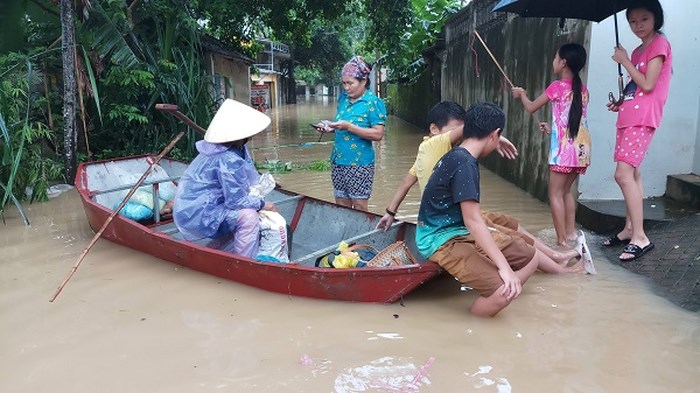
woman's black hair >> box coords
[626,0,664,31]
[558,43,587,140]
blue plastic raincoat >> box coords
[173,140,263,241]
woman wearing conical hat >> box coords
[173,99,278,257]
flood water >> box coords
[1,99,698,392]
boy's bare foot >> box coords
[552,248,579,266]
[567,261,587,274]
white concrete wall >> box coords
[695,95,700,173]
[582,0,700,200]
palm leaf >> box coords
[85,1,140,68]
[81,45,103,125]
[0,110,9,143]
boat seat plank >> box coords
[90,176,182,196]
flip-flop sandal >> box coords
[602,235,631,247]
[619,242,655,262]
[573,230,587,257]
[580,245,597,275]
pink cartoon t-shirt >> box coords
[544,79,591,168]
[617,34,673,129]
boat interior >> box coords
[84,156,426,267]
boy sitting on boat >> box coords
[173,99,280,258]
[416,102,587,318]
[377,101,587,268]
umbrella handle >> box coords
[609,12,625,105]
[608,76,625,106]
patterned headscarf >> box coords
[341,56,372,80]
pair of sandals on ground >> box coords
[602,233,654,262]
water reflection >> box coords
[1,99,698,393]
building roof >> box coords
[201,35,255,65]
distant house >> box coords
[201,35,254,106]
[251,38,293,109]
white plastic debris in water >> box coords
[375,333,403,340]
[651,204,657,208]
[335,356,432,393]
[25,184,74,199]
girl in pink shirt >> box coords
[511,43,591,250]
[604,0,672,262]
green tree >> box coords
[293,26,353,87]
[363,0,462,81]
[191,0,347,56]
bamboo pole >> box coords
[49,130,185,302]
[473,29,514,88]
[473,29,541,124]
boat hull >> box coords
[75,157,441,303]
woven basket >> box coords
[367,241,417,267]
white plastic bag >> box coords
[256,210,289,263]
[249,173,276,199]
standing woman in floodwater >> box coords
[318,56,386,211]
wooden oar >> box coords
[49,104,202,302]
[155,103,206,135]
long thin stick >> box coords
[473,30,541,124]
[49,131,186,302]
[473,30,514,88]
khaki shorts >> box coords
[482,211,519,231]
[429,215,535,297]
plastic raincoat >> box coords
[173,140,263,244]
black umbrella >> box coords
[492,0,634,103]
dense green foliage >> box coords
[0,53,63,220]
[364,0,462,81]
[293,0,463,85]
[293,26,354,87]
[0,0,464,220]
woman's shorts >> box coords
[614,125,656,168]
[331,163,374,199]
[549,164,587,175]
[429,229,536,297]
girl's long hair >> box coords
[558,43,587,139]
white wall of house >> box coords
[583,0,700,200]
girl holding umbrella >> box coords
[604,0,672,261]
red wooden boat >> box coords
[75,155,441,302]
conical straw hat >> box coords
[204,99,271,143]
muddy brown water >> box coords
[1,99,698,392]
